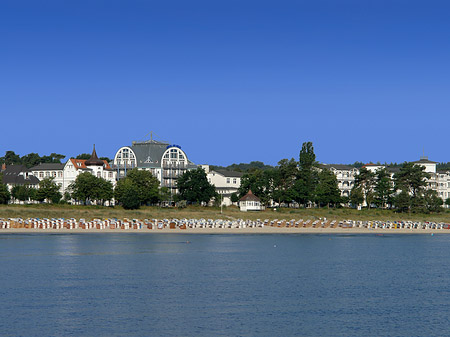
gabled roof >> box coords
[213,170,243,178]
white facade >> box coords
[203,165,242,206]
[30,163,66,192]
[320,164,358,197]
[239,190,263,211]
[62,159,116,193]
[30,156,116,196]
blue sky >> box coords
[1,0,450,166]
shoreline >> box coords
[0,227,446,234]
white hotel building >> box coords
[111,139,197,195]
[30,146,116,194]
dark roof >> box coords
[2,165,29,174]
[213,170,243,178]
[412,158,438,164]
[30,163,64,171]
[125,140,197,169]
[2,165,39,185]
[131,140,168,168]
[240,190,260,202]
[3,174,39,186]
[85,145,105,166]
[387,167,401,173]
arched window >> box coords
[114,147,137,167]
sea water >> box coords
[0,233,450,336]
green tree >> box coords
[350,186,364,208]
[70,172,113,205]
[76,153,91,160]
[353,167,376,208]
[4,151,21,165]
[125,169,160,205]
[293,142,318,206]
[230,192,239,204]
[445,197,450,208]
[118,180,141,210]
[422,189,443,213]
[315,169,341,208]
[394,190,411,213]
[21,153,42,168]
[272,158,298,206]
[238,169,274,205]
[393,162,430,212]
[36,177,61,203]
[177,168,216,204]
[159,186,170,204]
[374,168,393,208]
[0,174,10,204]
[11,185,35,203]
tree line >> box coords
[0,151,111,168]
[234,142,444,213]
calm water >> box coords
[1,233,450,336]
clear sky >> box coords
[1,0,450,166]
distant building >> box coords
[203,165,243,206]
[62,146,116,193]
[363,156,450,201]
[1,164,40,195]
[112,138,197,195]
[319,164,358,198]
[239,190,263,211]
[30,163,65,190]
[30,146,116,195]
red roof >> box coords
[70,159,111,170]
[239,190,260,202]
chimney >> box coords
[1,163,5,171]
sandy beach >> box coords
[0,227,445,234]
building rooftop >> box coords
[30,163,65,171]
[213,170,244,178]
[319,164,356,171]
[240,190,260,202]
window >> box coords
[227,178,230,183]
[233,178,237,184]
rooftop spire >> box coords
[85,144,104,166]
